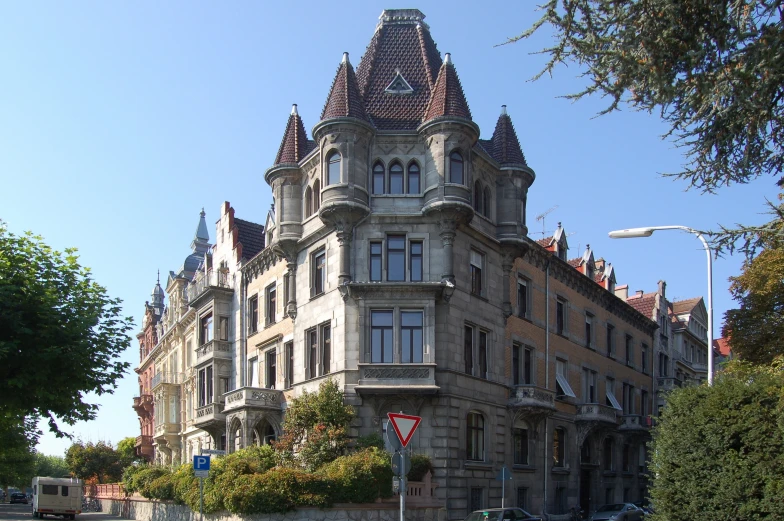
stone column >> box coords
[439,219,457,283]
[501,251,515,318]
[286,260,297,320]
[336,226,353,286]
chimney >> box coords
[615,284,629,300]
[636,289,644,297]
[658,280,667,298]
[595,257,606,272]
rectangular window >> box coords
[312,250,326,296]
[198,368,206,407]
[41,485,57,495]
[605,488,614,505]
[517,277,528,318]
[470,250,484,295]
[517,488,528,511]
[220,377,229,395]
[469,487,483,513]
[512,343,520,385]
[409,241,423,282]
[555,486,567,515]
[248,296,259,334]
[606,324,615,356]
[308,328,317,379]
[585,313,594,347]
[626,335,634,365]
[321,323,331,375]
[387,236,406,281]
[583,368,597,403]
[200,313,213,345]
[285,341,294,388]
[61,486,68,497]
[513,428,529,465]
[370,241,382,281]
[555,359,576,398]
[265,350,276,389]
[248,357,258,388]
[206,365,213,404]
[553,427,566,466]
[641,344,648,373]
[464,325,474,375]
[219,316,229,341]
[556,298,566,335]
[622,383,635,414]
[478,330,488,379]
[641,390,648,417]
[523,346,532,385]
[606,377,623,410]
[371,311,394,363]
[266,284,276,325]
[467,413,484,461]
[401,311,423,363]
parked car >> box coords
[10,492,28,504]
[464,507,543,521]
[632,501,654,516]
[590,503,644,521]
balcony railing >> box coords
[508,385,556,412]
[223,387,283,412]
[135,435,152,448]
[194,400,226,427]
[188,269,233,305]
[356,363,438,394]
[619,414,651,431]
[154,422,179,438]
[132,394,153,414]
[151,372,183,389]
[657,377,683,391]
[196,339,232,360]
[575,403,618,424]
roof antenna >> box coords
[535,205,559,238]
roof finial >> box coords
[501,105,507,115]
[200,207,205,218]
[342,52,349,64]
[557,221,562,229]
[291,103,298,115]
[157,269,160,284]
[444,52,452,65]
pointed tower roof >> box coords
[195,208,209,243]
[422,53,472,123]
[274,104,313,165]
[491,105,527,166]
[320,52,370,123]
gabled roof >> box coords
[234,218,265,261]
[355,9,442,130]
[422,53,472,123]
[672,297,702,315]
[275,104,314,165]
[567,257,581,268]
[321,52,370,123]
[626,293,657,320]
[714,337,732,357]
[536,236,554,247]
[490,106,527,166]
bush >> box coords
[223,468,331,515]
[122,465,171,497]
[355,433,385,451]
[170,464,197,506]
[408,454,433,481]
[146,474,174,500]
[318,448,393,503]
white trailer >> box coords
[31,477,83,519]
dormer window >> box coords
[326,151,341,185]
[384,71,414,95]
[449,151,464,184]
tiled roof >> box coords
[713,338,732,356]
[490,109,527,165]
[423,54,472,123]
[536,236,553,247]
[355,10,443,130]
[672,297,702,315]
[626,293,656,319]
[321,53,370,123]
[567,257,581,268]
[234,218,265,261]
[274,106,310,165]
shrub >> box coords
[122,465,170,498]
[146,474,174,500]
[355,433,385,451]
[318,448,393,503]
[223,468,331,515]
[408,454,433,481]
[170,464,197,506]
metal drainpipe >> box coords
[543,259,551,518]
[240,272,246,388]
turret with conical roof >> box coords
[151,270,165,316]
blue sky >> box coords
[1,2,773,457]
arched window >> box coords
[304,186,313,218]
[407,162,420,194]
[553,427,566,466]
[466,412,485,461]
[449,151,464,184]
[372,161,385,195]
[389,162,404,194]
[326,151,341,185]
[473,181,482,213]
[483,187,492,218]
[313,180,321,211]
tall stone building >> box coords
[133,9,657,519]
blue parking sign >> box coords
[194,455,210,477]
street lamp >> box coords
[608,226,714,385]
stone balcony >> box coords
[223,387,283,413]
[153,422,179,439]
[132,394,153,414]
[657,377,683,392]
[508,385,556,414]
[134,435,154,461]
[619,414,651,432]
[194,400,226,430]
[355,363,439,395]
[195,339,232,366]
[189,269,233,309]
[574,403,618,425]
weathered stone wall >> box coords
[100,497,446,521]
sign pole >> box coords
[501,469,505,509]
[199,477,203,521]
[399,451,405,521]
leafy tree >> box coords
[649,359,784,520]
[511,1,784,254]
[0,415,37,490]
[65,441,123,484]
[34,453,71,478]
[274,379,355,471]
[116,436,143,468]
[0,222,133,437]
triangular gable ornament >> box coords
[385,70,414,95]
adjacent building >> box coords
[133,9,661,518]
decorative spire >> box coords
[320,52,370,122]
[151,271,165,315]
[490,105,527,166]
[422,53,472,122]
[274,103,310,165]
[192,208,210,255]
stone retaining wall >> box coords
[99,497,446,521]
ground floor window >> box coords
[469,487,483,513]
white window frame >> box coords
[606,377,623,410]
[555,359,576,398]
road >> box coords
[0,504,120,521]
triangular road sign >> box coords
[387,412,422,448]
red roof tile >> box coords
[713,337,732,356]
[567,257,581,268]
[490,108,527,165]
[536,236,553,247]
[274,106,310,165]
[423,54,472,123]
[672,297,702,315]
[321,53,370,123]
[626,294,656,320]
[355,10,443,130]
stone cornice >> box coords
[241,247,279,284]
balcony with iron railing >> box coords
[151,372,183,389]
[188,269,233,308]
[575,403,618,425]
[508,385,556,413]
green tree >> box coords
[649,359,784,520]
[511,1,784,254]
[116,436,143,468]
[0,222,133,437]
[274,379,355,471]
[65,441,123,484]
[34,453,71,478]
[0,415,37,490]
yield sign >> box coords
[387,412,422,448]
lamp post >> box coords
[608,226,714,385]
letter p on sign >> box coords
[194,455,211,477]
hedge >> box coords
[317,447,393,503]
